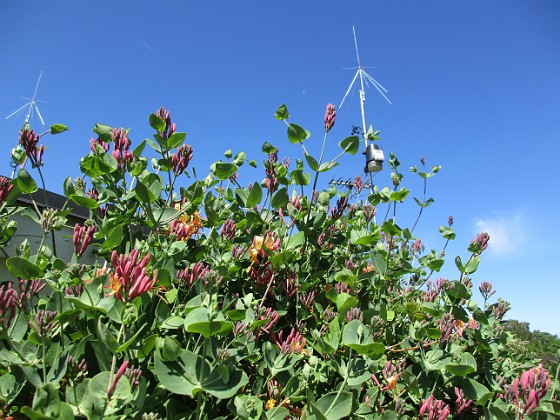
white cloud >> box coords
[474,210,526,257]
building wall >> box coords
[0,213,98,283]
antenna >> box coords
[5,71,45,127]
[339,27,390,147]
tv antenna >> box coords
[340,27,390,174]
[5,71,46,127]
[339,27,390,144]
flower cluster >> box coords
[108,250,157,301]
[73,223,95,258]
[419,395,451,420]
[169,211,202,241]
[111,128,134,170]
[324,103,336,132]
[171,144,193,176]
[272,328,308,355]
[19,127,44,167]
[176,261,209,288]
[0,176,13,205]
[156,107,176,140]
[503,364,552,416]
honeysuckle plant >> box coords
[0,104,558,420]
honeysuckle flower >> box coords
[90,137,109,153]
[362,203,376,222]
[156,107,176,140]
[272,328,308,355]
[330,196,348,220]
[169,211,202,241]
[29,310,59,337]
[265,397,276,410]
[454,387,473,415]
[111,128,134,170]
[73,223,95,258]
[0,283,17,327]
[300,291,315,311]
[125,364,143,391]
[108,250,157,302]
[176,262,209,287]
[0,176,13,205]
[453,317,479,337]
[471,231,490,253]
[419,395,451,420]
[503,364,552,416]
[18,279,46,305]
[479,281,495,300]
[171,144,193,176]
[107,360,129,398]
[423,278,445,302]
[220,218,236,240]
[249,231,280,265]
[264,150,279,193]
[324,103,336,132]
[492,298,511,320]
[19,127,44,167]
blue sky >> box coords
[2,1,559,334]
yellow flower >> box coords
[265,397,276,410]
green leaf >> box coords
[318,161,339,173]
[16,169,38,194]
[317,191,330,206]
[335,293,358,314]
[246,183,263,208]
[287,123,309,144]
[464,255,481,274]
[290,169,310,186]
[184,307,233,338]
[153,349,248,398]
[285,231,305,250]
[390,188,410,202]
[232,151,246,166]
[338,136,360,155]
[266,406,290,420]
[101,225,123,250]
[274,104,290,120]
[305,154,319,171]
[211,162,238,180]
[146,137,162,153]
[234,395,264,420]
[149,113,166,132]
[342,320,385,356]
[312,391,353,419]
[262,142,276,154]
[68,194,99,209]
[370,252,387,277]
[0,371,26,405]
[93,124,113,142]
[271,187,288,210]
[6,257,45,279]
[49,124,68,135]
[381,220,402,237]
[456,377,493,405]
[445,352,477,376]
[135,173,162,204]
[167,132,186,149]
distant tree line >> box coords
[504,320,560,374]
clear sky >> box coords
[2,1,559,334]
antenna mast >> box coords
[339,27,391,148]
[5,71,46,127]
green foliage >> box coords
[0,105,557,420]
[504,320,560,374]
